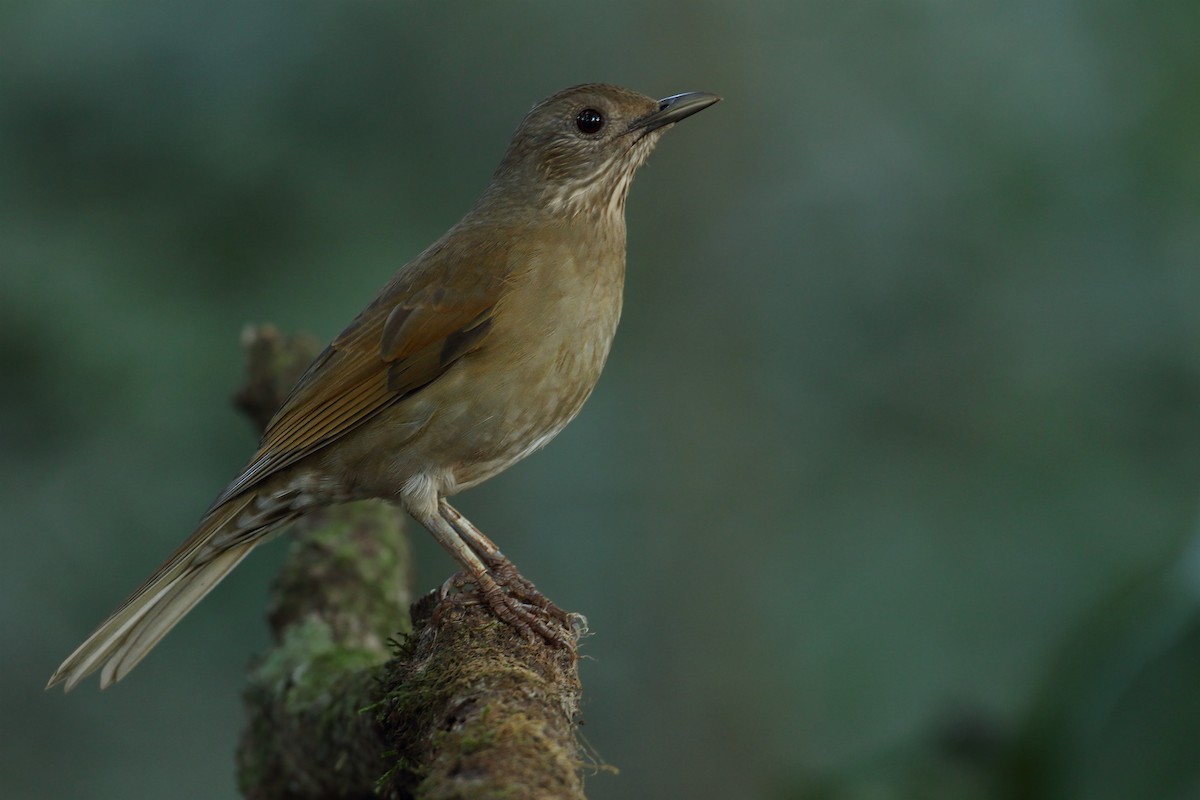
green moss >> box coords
[273,623,379,710]
[374,604,584,799]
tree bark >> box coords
[232,324,586,800]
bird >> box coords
[48,83,719,691]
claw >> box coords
[433,569,576,648]
[479,554,573,627]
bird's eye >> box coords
[575,108,605,134]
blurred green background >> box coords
[4,1,1199,799]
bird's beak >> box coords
[629,91,721,134]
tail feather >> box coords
[48,494,264,691]
[98,542,255,688]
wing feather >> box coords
[210,227,510,509]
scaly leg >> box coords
[412,503,572,646]
[439,499,572,626]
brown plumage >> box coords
[49,83,719,690]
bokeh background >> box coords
[4,2,1199,798]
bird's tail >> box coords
[47,492,276,691]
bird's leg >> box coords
[438,499,572,626]
[414,506,572,646]
[438,500,536,590]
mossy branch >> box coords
[232,324,586,800]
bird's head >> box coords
[489,84,719,218]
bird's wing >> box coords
[210,232,508,508]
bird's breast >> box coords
[407,232,626,495]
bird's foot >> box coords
[436,570,578,648]
[479,553,574,627]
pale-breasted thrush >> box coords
[49,83,719,690]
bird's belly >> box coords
[448,411,577,492]
[434,332,611,492]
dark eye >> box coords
[575,108,605,134]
